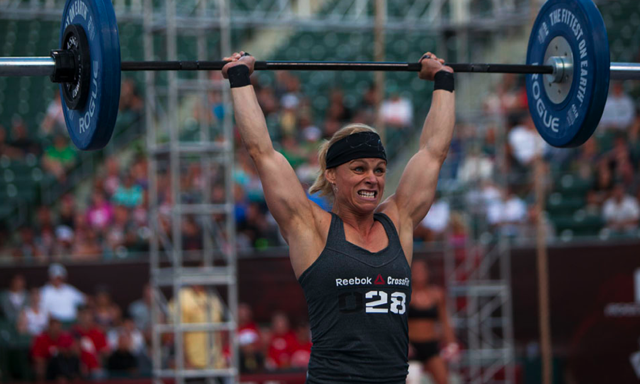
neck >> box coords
[332,204,376,235]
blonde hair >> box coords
[308,123,379,199]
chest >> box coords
[342,221,389,253]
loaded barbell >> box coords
[0,0,639,150]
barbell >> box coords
[0,0,639,150]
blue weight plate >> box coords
[60,0,121,150]
[526,0,610,148]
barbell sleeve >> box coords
[1,57,639,79]
[0,57,55,77]
[610,63,640,80]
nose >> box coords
[365,170,378,184]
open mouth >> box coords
[357,190,377,199]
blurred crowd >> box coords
[0,265,312,381]
[1,69,640,262]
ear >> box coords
[324,168,337,185]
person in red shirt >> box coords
[70,307,110,378]
[237,303,264,372]
[290,322,312,369]
[266,312,298,370]
[31,318,75,381]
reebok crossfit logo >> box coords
[335,274,410,287]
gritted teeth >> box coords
[358,190,377,198]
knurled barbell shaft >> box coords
[1,57,640,79]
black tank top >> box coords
[298,212,412,384]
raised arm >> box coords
[222,53,315,242]
[386,52,456,229]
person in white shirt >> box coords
[380,90,414,130]
[457,145,494,185]
[40,263,86,322]
[508,114,548,167]
[487,188,527,237]
[415,197,450,242]
[600,82,636,131]
[18,288,49,336]
[602,184,640,233]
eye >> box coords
[354,166,364,172]
[375,168,385,175]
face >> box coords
[327,158,386,213]
[272,313,290,334]
[11,275,25,291]
[238,304,252,324]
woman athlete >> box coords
[222,51,455,383]
[407,259,458,384]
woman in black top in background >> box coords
[408,259,458,384]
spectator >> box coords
[487,188,528,238]
[602,135,635,188]
[94,289,122,328]
[15,226,44,261]
[53,225,75,258]
[31,318,75,381]
[105,205,137,255]
[266,312,298,370]
[112,174,144,208]
[326,88,353,123]
[58,194,77,229]
[71,307,110,379]
[35,206,57,256]
[0,274,29,324]
[600,82,636,131]
[457,144,494,184]
[86,191,114,233]
[602,184,640,234]
[119,78,144,114]
[103,156,121,197]
[0,124,21,159]
[107,333,138,376]
[128,284,152,336]
[40,92,66,137]
[483,74,528,117]
[107,317,145,356]
[71,228,102,260]
[168,285,225,369]
[45,335,82,382]
[237,303,264,373]
[40,263,86,322]
[9,117,39,157]
[592,160,615,204]
[508,113,547,168]
[290,322,312,369]
[42,135,77,182]
[181,216,203,251]
[380,89,413,130]
[414,196,450,243]
[17,288,49,336]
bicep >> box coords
[253,151,314,237]
[391,150,443,228]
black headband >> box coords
[325,131,387,169]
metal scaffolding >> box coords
[145,0,236,382]
[443,114,516,384]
